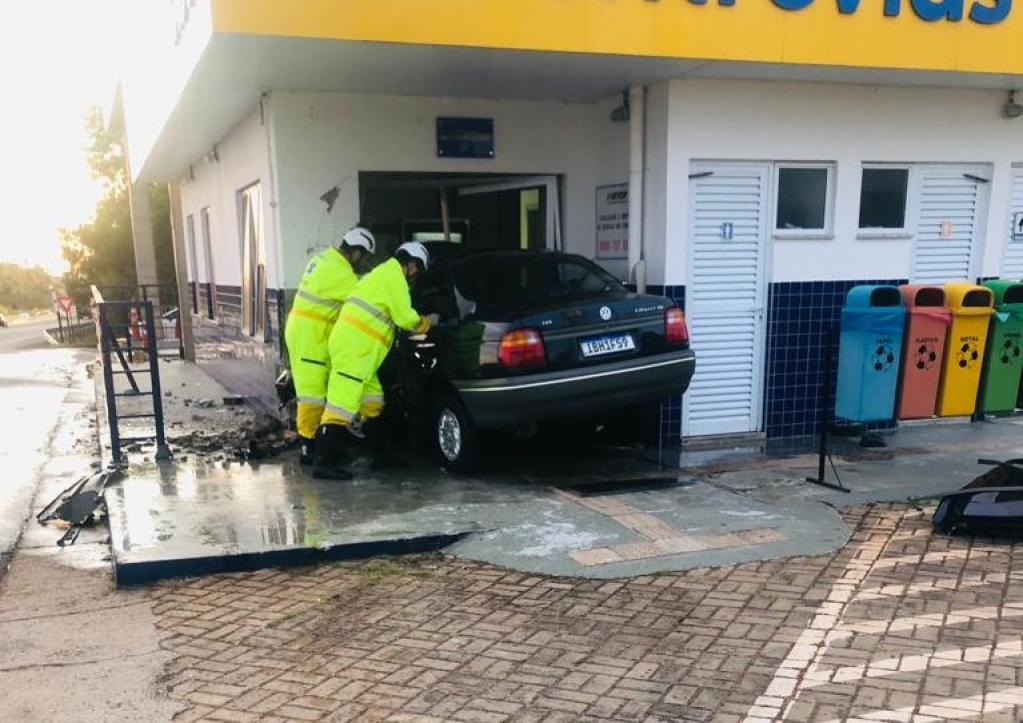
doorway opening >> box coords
[358,173,562,259]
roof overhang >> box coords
[131,33,1023,184]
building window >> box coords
[859,167,910,231]
[200,206,216,320]
[239,183,266,338]
[185,214,199,315]
[774,164,834,237]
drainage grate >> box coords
[561,476,693,497]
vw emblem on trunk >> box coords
[599,306,612,321]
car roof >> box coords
[426,244,586,271]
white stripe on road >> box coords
[802,638,1023,689]
[817,686,1023,722]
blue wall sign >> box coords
[437,118,495,159]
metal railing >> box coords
[92,286,171,464]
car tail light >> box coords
[499,329,547,368]
[665,307,689,345]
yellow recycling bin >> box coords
[936,282,994,417]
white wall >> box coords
[269,91,630,286]
[178,105,279,290]
[664,79,1023,285]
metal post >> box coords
[142,301,172,461]
[99,304,123,465]
[806,326,849,493]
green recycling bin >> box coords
[980,280,1023,413]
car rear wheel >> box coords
[434,394,479,472]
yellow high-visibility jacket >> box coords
[285,248,358,367]
[327,258,427,383]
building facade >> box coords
[120,0,1023,444]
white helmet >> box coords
[341,226,375,253]
[396,241,429,271]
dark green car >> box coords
[398,249,696,471]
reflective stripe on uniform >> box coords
[296,289,343,310]
[337,314,391,348]
[347,297,395,330]
[324,401,357,422]
[289,307,334,325]
[297,394,326,404]
[361,394,384,405]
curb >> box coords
[112,532,471,587]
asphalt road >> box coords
[0,319,84,575]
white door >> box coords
[911,165,990,283]
[1002,166,1023,278]
[683,163,770,437]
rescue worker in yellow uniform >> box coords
[314,242,434,480]
[284,226,375,465]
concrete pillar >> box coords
[126,175,160,289]
[168,183,196,362]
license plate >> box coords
[580,333,636,358]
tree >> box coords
[0,263,53,312]
[59,106,176,309]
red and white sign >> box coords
[56,295,74,314]
[596,184,629,260]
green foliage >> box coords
[59,106,177,308]
[0,263,53,312]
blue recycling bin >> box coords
[835,285,906,422]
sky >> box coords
[0,1,126,275]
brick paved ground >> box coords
[151,503,1023,722]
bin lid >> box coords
[983,279,1023,309]
[899,283,945,309]
[943,281,994,314]
[845,285,902,310]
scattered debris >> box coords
[37,467,125,547]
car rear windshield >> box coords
[449,255,625,312]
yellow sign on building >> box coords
[211,0,1023,75]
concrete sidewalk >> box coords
[98,358,1023,587]
[5,355,1023,723]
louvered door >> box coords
[1003,166,1023,278]
[683,164,770,437]
[912,166,989,283]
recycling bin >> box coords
[896,285,951,419]
[979,280,1023,413]
[936,282,994,417]
[835,285,905,423]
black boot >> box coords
[367,417,407,471]
[312,424,352,480]
[298,435,316,466]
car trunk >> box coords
[503,293,678,372]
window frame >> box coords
[200,206,217,320]
[772,162,836,240]
[238,182,266,339]
[185,213,199,315]
[856,164,914,239]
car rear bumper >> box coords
[455,349,696,429]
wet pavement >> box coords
[99,358,1023,588]
[0,342,91,577]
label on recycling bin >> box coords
[868,337,898,373]
[952,335,982,369]
[909,336,941,371]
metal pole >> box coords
[806,326,849,493]
[142,300,172,461]
[99,304,123,465]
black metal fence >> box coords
[92,286,171,465]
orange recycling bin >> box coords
[936,282,994,417]
[896,285,951,419]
